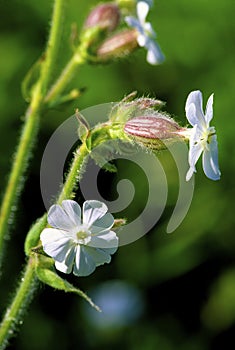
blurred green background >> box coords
[0,0,235,349]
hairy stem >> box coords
[0,258,38,350]
[0,98,40,268]
[40,0,67,96]
[0,0,67,269]
[45,51,85,104]
[57,142,89,203]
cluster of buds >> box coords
[82,1,164,64]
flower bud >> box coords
[124,114,185,150]
[97,29,138,60]
[84,3,120,32]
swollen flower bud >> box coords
[97,29,138,60]
[84,3,120,32]
[124,114,185,150]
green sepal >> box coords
[35,254,101,312]
[109,93,166,123]
[24,214,47,256]
[21,55,44,102]
[89,140,118,173]
[76,110,90,143]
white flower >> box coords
[125,1,164,65]
[185,90,221,181]
[40,200,118,277]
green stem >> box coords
[0,103,40,267]
[45,50,85,104]
[40,0,66,96]
[0,0,67,269]
[0,258,38,350]
[44,26,103,105]
[57,142,89,203]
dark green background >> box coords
[0,0,235,349]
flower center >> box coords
[76,229,91,245]
[200,127,215,149]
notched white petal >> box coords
[55,260,73,274]
[83,246,112,266]
[55,244,76,274]
[90,212,114,234]
[61,200,81,227]
[83,200,108,227]
[41,233,74,263]
[89,230,118,249]
[73,245,96,277]
[48,204,75,231]
[185,90,205,126]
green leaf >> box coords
[21,55,44,102]
[24,214,47,256]
[35,254,101,312]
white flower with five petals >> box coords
[185,90,221,181]
[125,1,164,65]
[40,200,118,277]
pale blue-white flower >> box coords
[125,1,164,65]
[185,90,221,181]
[40,200,118,277]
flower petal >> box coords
[55,245,76,274]
[137,33,148,47]
[125,16,142,32]
[144,22,156,38]
[83,200,108,227]
[61,200,81,227]
[186,126,203,181]
[137,1,150,25]
[146,40,165,65]
[186,167,195,182]
[185,90,206,127]
[90,212,114,234]
[89,230,118,249]
[202,135,221,180]
[188,141,203,169]
[47,204,75,231]
[73,245,96,277]
[205,93,214,125]
[83,246,112,266]
[40,228,75,262]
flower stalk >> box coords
[0,258,38,350]
[0,0,67,269]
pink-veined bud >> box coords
[97,29,138,60]
[84,3,120,32]
[124,114,186,150]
